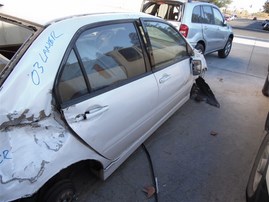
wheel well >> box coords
[196,40,206,50]
[38,160,102,199]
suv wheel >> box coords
[195,43,205,54]
[218,38,232,58]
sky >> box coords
[228,0,266,12]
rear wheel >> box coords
[218,37,232,58]
[246,133,269,202]
[195,43,205,54]
[39,179,76,202]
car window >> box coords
[0,21,33,60]
[58,50,88,102]
[144,21,188,69]
[57,22,146,103]
[212,7,224,26]
[143,3,182,21]
[192,5,202,23]
[0,54,9,73]
[202,6,214,24]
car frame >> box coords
[0,1,207,201]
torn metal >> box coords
[191,76,220,108]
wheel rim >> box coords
[56,189,74,202]
[252,141,269,192]
[224,40,232,55]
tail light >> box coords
[179,24,189,38]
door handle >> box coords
[75,105,109,121]
[159,73,171,84]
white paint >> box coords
[233,36,269,48]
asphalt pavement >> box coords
[73,20,269,202]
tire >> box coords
[246,133,269,202]
[195,43,205,54]
[218,37,232,58]
[39,179,76,202]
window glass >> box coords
[213,8,224,26]
[202,6,214,24]
[144,21,188,69]
[144,3,182,21]
[76,23,146,91]
[192,6,202,23]
[58,50,88,102]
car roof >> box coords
[0,0,143,27]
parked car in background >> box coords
[262,19,269,26]
[246,113,269,202]
[263,22,269,31]
[225,14,237,21]
[141,0,234,58]
[246,64,269,202]
[0,0,207,201]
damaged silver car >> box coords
[0,1,207,201]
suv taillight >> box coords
[179,24,189,38]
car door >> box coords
[55,22,159,160]
[201,5,223,52]
[211,6,229,50]
[141,19,192,118]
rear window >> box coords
[0,21,32,60]
[0,20,34,74]
[142,2,183,21]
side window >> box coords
[192,6,202,23]
[76,23,146,91]
[202,6,214,24]
[213,7,224,26]
[144,21,188,69]
[58,50,88,102]
[57,22,147,103]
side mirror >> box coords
[192,59,202,75]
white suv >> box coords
[142,0,234,58]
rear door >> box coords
[55,22,158,160]
[141,19,193,119]
[201,5,222,52]
[211,6,229,50]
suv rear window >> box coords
[143,2,183,21]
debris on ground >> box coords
[191,76,220,108]
[210,131,218,136]
[143,186,156,198]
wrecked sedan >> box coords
[0,1,207,201]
